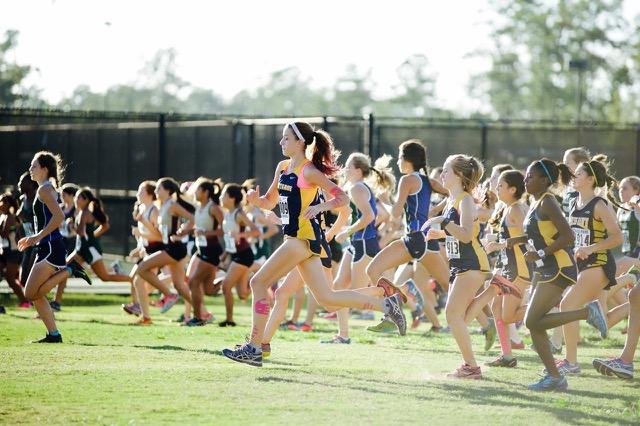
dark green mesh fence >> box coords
[1,109,637,255]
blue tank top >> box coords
[352,182,378,240]
[404,173,432,233]
[33,182,62,243]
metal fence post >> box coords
[367,113,375,158]
[480,121,488,163]
[249,123,255,179]
[158,113,166,178]
[124,128,132,256]
[232,121,240,181]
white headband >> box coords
[288,122,305,142]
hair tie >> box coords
[586,162,599,186]
[538,160,553,183]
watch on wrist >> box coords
[536,249,546,259]
[441,218,450,228]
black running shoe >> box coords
[68,260,92,285]
[33,333,63,343]
[49,301,61,312]
[0,306,5,314]
[384,293,407,336]
[184,318,206,327]
[222,343,262,367]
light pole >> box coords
[569,59,588,144]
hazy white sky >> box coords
[4,0,640,113]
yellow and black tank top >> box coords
[277,160,322,253]
[443,192,489,272]
[497,203,530,282]
[523,192,576,283]
[568,196,613,269]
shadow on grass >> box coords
[255,375,433,400]
[288,369,637,424]
[73,342,220,356]
[434,380,638,425]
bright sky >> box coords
[4,1,640,114]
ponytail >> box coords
[223,183,245,208]
[203,179,222,205]
[287,122,341,178]
[78,187,108,224]
[310,130,340,177]
[534,158,574,187]
[582,156,623,209]
[348,152,396,196]
[446,154,484,193]
[488,204,506,229]
[158,177,195,213]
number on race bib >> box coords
[622,230,631,253]
[196,234,207,248]
[160,225,169,245]
[23,223,34,237]
[224,234,237,253]
[445,236,461,259]
[279,196,290,225]
[573,228,590,249]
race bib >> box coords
[196,233,207,247]
[23,223,34,237]
[279,196,290,225]
[1,238,9,248]
[59,222,69,238]
[160,224,169,245]
[224,234,237,253]
[622,229,631,253]
[445,236,460,259]
[573,228,590,249]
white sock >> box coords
[509,323,522,343]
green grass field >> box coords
[1,291,639,425]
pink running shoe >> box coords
[18,301,32,309]
[299,323,313,332]
[321,312,338,320]
[160,294,179,314]
[490,274,522,298]
[447,364,482,379]
[376,278,407,303]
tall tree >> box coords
[331,65,375,116]
[470,0,632,121]
[228,67,327,115]
[0,30,43,107]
